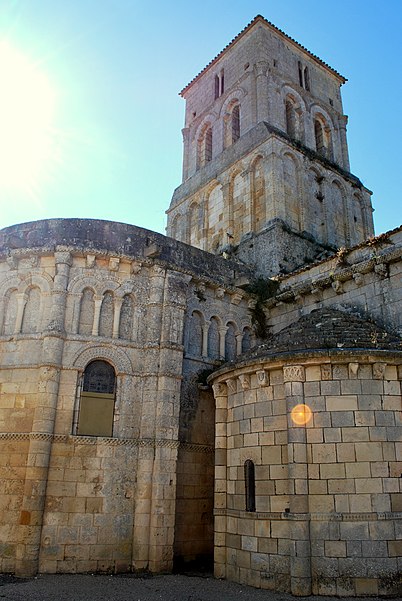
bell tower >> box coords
[167,15,374,276]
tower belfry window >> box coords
[304,67,310,91]
[298,61,303,87]
[197,125,213,168]
[205,127,212,162]
[231,105,240,143]
[298,61,311,91]
[215,75,220,100]
[214,69,224,99]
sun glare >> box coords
[290,403,312,426]
[0,42,56,195]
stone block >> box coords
[355,578,378,596]
[324,540,346,558]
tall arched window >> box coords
[252,157,266,232]
[21,286,41,334]
[77,360,116,437]
[225,322,237,361]
[3,289,18,335]
[78,288,95,335]
[314,116,332,160]
[119,294,134,340]
[285,99,296,139]
[231,105,240,143]
[244,460,256,512]
[304,67,310,91]
[188,311,203,356]
[189,202,202,246]
[198,125,213,168]
[207,317,220,359]
[204,127,212,163]
[99,291,114,338]
[241,327,252,353]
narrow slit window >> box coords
[298,61,303,87]
[244,459,256,512]
[304,67,310,91]
[232,105,240,143]
[205,127,212,163]
[214,74,220,100]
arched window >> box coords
[244,460,256,512]
[204,127,212,163]
[197,125,213,168]
[171,213,185,241]
[99,291,114,338]
[3,289,18,335]
[225,322,237,361]
[252,157,266,232]
[77,360,116,437]
[189,203,202,246]
[314,116,332,160]
[207,317,220,359]
[241,327,252,353]
[231,105,240,143]
[304,67,310,91]
[78,288,95,335]
[21,286,41,334]
[188,311,203,356]
[214,74,220,100]
[119,294,134,340]
[298,61,303,87]
[214,69,224,98]
[285,100,296,139]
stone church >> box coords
[0,15,401,597]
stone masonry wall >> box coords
[212,354,402,597]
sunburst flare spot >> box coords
[0,42,56,193]
[290,403,312,426]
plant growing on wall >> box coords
[245,277,279,339]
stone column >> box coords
[212,381,228,579]
[235,333,243,356]
[133,265,166,571]
[202,321,210,358]
[148,271,189,572]
[15,251,72,577]
[255,61,269,123]
[70,293,82,334]
[218,326,227,360]
[112,297,124,338]
[14,293,27,334]
[181,127,190,181]
[133,267,188,573]
[338,116,350,172]
[221,180,232,240]
[92,296,103,336]
[283,364,311,596]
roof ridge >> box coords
[180,15,346,96]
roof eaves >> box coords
[179,14,346,97]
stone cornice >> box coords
[0,432,213,454]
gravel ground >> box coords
[0,573,382,601]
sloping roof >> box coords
[180,15,346,96]
[243,308,402,360]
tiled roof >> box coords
[180,15,346,96]
[242,308,402,360]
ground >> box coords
[0,573,385,601]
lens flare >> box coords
[0,42,56,195]
[290,403,312,426]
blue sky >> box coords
[0,0,401,236]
